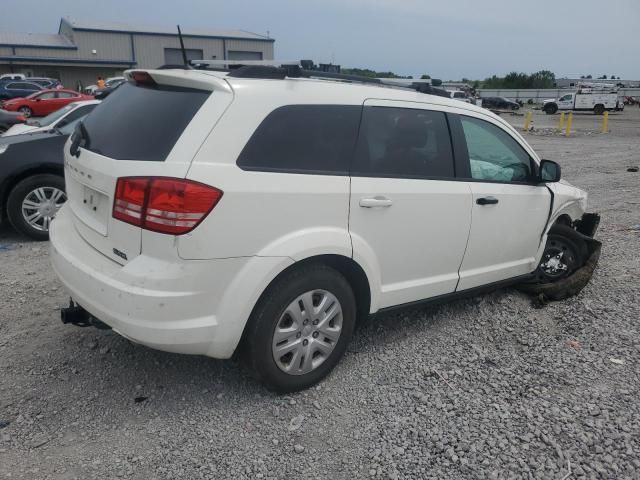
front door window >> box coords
[460,116,533,182]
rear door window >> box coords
[237,105,361,175]
[80,82,210,161]
[351,106,454,179]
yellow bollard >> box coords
[565,112,573,136]
[523,111,532,131]
[601,111,609,133]
[559,112,565,130]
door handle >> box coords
[476,196,499,205]
[359,196,393,208]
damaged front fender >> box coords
[519,213,601,302]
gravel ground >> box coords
[1,108,639,480]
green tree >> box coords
[420,74,431,79]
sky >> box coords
[5,0,640,80]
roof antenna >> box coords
[177,25,189,68]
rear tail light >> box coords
[113,177,223,235]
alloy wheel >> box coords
[21,186,66,232]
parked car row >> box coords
[0,77,62,101]
[0,89,94,117]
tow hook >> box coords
[60,299,111,330]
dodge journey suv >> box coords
[50,66,598,392]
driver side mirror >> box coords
[35,98,42,102]
[539,160,561,182]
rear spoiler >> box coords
[123,69,232,93]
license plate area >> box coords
[77,185,109,236]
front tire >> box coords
[544,103,558,114]
[533,225,588,283]
[244,264,356,392]
[6,174,66,240]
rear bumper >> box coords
[50,206,291,358]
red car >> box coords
[1,89,94,118]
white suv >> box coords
[50,67,598,392]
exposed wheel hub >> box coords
[540,250,568,275]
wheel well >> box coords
[554,214,572,227]
[272,255,371,320]
[234,254,372,358]
[1,166,64,221]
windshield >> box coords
[36,103,78,127]
[59,115,87,135]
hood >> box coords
[542,98,556,104]
[0,129,60,146]
[1,98,21,106]
[2,123,38,137]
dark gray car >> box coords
[0,109,26,134]
[0,119,80,239]
[481,96,520,110]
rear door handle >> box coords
[476,196,499,205]
[359,196,393,208]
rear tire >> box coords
[593,104,605,115]
[6,174,66,241]
[244,264,356,392]
[17,106,32,117]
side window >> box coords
[58,92,75,98]
[12,82,36,90]
[237,105,361,174]
[352,106,454,179]
[460,116,533,182]
[37,92,57,100]
[6,83,19,89]
[560,94,572,101]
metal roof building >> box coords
[0,17,275,89]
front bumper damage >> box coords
[519,213,601,302]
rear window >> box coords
[351,107,454,179]
[81,82,210,161]
[237,105,361,175]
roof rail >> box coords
[189,59,450,96]
[191,59,300,68]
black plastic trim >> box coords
[445,113,471,179]
[374,272,534,317]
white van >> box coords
[50,66,598,391]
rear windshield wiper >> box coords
[70,121,90,157]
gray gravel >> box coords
[1,108,639,479]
